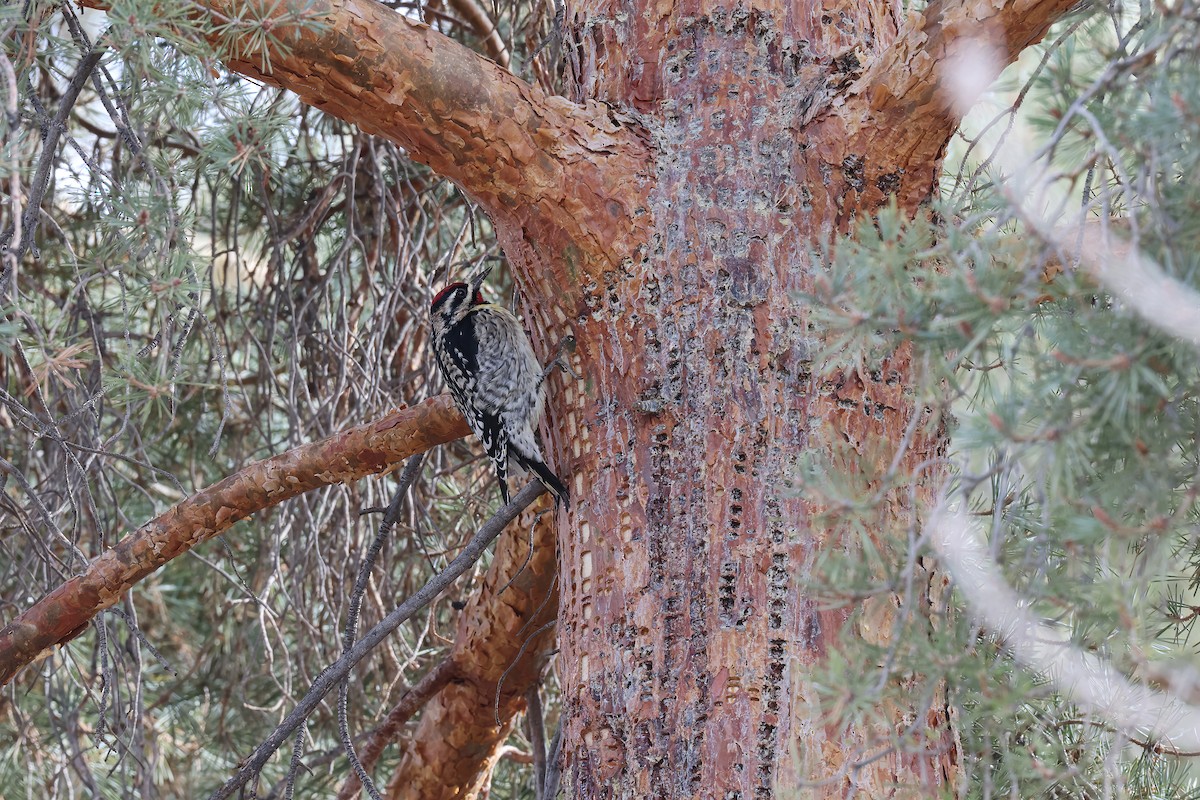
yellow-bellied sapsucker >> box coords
[430,265,570,509]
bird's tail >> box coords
[514,451,571,509]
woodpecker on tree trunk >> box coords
[429,265,570,509]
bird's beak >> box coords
[469,264,493,295]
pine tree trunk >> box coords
[514,1,1072,795]
[536,4,947,795]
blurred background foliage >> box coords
[3,0,1200,797]
[804,4,1200,798]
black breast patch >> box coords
[441,315,479,377]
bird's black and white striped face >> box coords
[430,281,484,338]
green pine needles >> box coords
[803,5,1200,797]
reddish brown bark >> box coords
[814,0,1080,219]
[203,0,651,305]
[381,497,559,798]
[337,658,459,800]
[445,0,510,68]
[0,396,467,686]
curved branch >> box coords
[204,0,649,288]
[931,499,1200,753]
[0,395,468,687]
[860,0,1079,127]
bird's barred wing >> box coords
[462,305,541,415]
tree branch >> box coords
[194,0,649,288]
[814,0,1079,215]
[445,0,510,69]
[0,47,103,272]
[0,395,468,687]
[860,0,1080,126]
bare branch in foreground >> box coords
[930,498,1200,752]
[939,41,1200,348]
[207,480,548,800]
[1058,222,1200,347]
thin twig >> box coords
[498,503,550,596]
[0,45,22,288]
[283,720,309,800]
[0,48,103,273]
[538,333,579,385]
[543,724,563,800]
[335,658,458,800]
[338,453,425,800]
[494,619,556,726]
[206,480,546,800]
